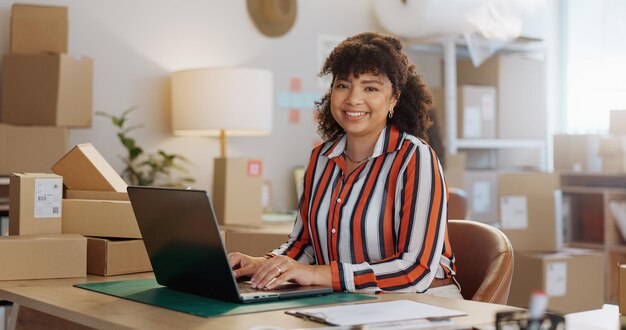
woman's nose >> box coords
[346,89,363,105]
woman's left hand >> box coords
[251,255,331,290]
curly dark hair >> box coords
[315,32,433,141]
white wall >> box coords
[0,0,382,211]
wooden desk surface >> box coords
[0,273,518,329]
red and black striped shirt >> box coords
[273,125,455,293]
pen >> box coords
[527,290,548,330]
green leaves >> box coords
[96,108,195,187]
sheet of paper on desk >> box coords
[286,299,466,326]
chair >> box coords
[447,187,468,220]
[448,219,514,304]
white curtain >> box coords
[566,0,626,133]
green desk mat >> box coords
[75,278,376,318]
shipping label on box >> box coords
[52,143,128,192]
[545,261,567,297]
[9,173,63,236]
[498,172,561,252]
[500,195,528,229]
[0,234,86,280]
[10,4,68,54]
[0,124,68,175]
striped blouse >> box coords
[272,125,456,293]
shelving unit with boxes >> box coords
[408,37,549,225]
[560,172,626,304]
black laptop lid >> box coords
[127,186,240,302]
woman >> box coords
[229,32,460,298]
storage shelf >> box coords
[407,36,546,58]
[456,139,546,149]
[566,242,605,251]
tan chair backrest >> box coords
[448,187,467,220]
[448,219,514,304]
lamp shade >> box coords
[171,68,273,137]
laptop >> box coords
[127,186,332,303]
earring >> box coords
[388,109,394,119]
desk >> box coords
[0,272,518,329]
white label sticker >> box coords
[472,181,491,213]
[34,178,62,218]
[463,106,482,138]
[500,195,528,229]
[545,261,567,297]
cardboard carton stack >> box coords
[501,172,605,314]
[53,144,151,276]
[0,4,92,175]
[599,110,626,172]
[3,173,86,280]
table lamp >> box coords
[171,67,273,225]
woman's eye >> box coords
[335,83,349,89]
[365,86,379,92]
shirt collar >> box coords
[325,125,406,159]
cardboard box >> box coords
[10,4,68,54]
[600,136,626,156]
[553,134,602,172]
[0,234,86,281]
[0,124,68,175]
[457,85,496,139]
[212,158,263,226]
[224,224,292,256]
[610,110,626,135]
[66,190,129,201]
[1,53,93,127]
[62,199,140,239]
[443,152,466,189]
[499,172,562,252]
[9,173,63,236]
[52,143,128,192]
[602,155,626,173]
[457,55,546,139]
[87,237,151,276]
[618,264,626,315]
[508,248,605,314]
[464,170,499,224]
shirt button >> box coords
[336,198,342,203]
[331,228,336,234]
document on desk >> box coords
[285,299,466,326]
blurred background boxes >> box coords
[508,248,605,314]
[457,85,496,139]
[553,134,602,172]
[0,124,68,175]
[86,237,151,276]
[223,223,292,256]
[498,172,562,252]
[9,173,62,236]
[464,170,499,225]
[1,53,93,127]
[0,234,86,281]
[10,4,67,54]
[610,110,626,135]
[457,54,546,140]
[213,158,263,226]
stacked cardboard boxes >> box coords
[53,144,151,276]
[0,4,93,175]
[3,173,86,280]
[599,110,626,172]
[501,172,606,313]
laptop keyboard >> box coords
[237,282,258,293]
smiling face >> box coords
[330,71,398,140]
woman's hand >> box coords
[227,252,266,278]
[251,255,332,290]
